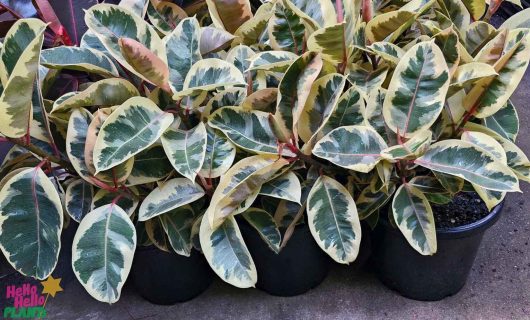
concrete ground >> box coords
[1,16,530,320]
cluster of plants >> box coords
[1,0,530,304]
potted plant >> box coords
[0,0,283,305]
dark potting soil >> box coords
[432,192,490,229]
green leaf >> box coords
[93,97,173,172]
[206,155,289,228]
[433,171,464,194]
[41,46,119,77]
[159,205,195,256]
[274,52,323,139]
[241,208,281,254]
[72,204,136,303]
[200,215,256,288]
[209,107,295,157]
[206,0,253,34]
[415,140,520,191]
[174,58,246,99]
[65,179,94,222]
[127,145,174,186]
[145,217,170,252]
[138,178,205,221]
[260,171,301,204]
[268,0,307,54]
[200,126,237,178]
[392,184,437,255]
[162,122,207,182]
[307,175,362,264]
[0,19,46,138]
[482,100,519,142]
[0,167,63,279]
[165,17,201,93]
[313,125,388,173]
[383,41,450,138]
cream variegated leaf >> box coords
[461,0,486,20]
[482,101,519,142]
[0,167,63,279]
[307,175,362,264]
[200,215,256,288]
[464,21,497,56]
[126,145,173,186]
[41,47,119,77]
[165,17,202,93]
[138,178,205,221]
[501,8,530,29]
[240,88,278,112]
[72,204,136,303]
[433,27,461,75]
[162,122,207,182]
[206,155,289,228]
[200,26,235,55]
[241,208,281,254]
[307,22,349,65]
[383,41,450,138]
[451,62,497,90]
[91,188,139,217]
[200,126,237,178]
[174,59,246,99]
[461,131,507,164]
[147,0,187,34]
[233,2,273,46]
[93,97,173,172]
[347,64,388,97]
[365,10,416,43]
[247,51,299,72]
[66,108,94,182]
[393,184,436,255]
[356,183,396,219]
[368,42,405,66]
[120,0,149,17]
[159,205,195,256]
[268,0,307,54]
[437,0,471,32]
[415,140,520,191]
[206,0,253,34]
[0,19,46,138]
[203,88,247,118]
[259,171,301,204]
[65,179,94,222]
[381,130,432,161]
[209,107,295,157]
[313,125,388,173]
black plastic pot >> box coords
[372,201,504,301]
[240,222,331,297]
[131,246,214,305]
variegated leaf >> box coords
[41,47,119,77]
[461,131,507,164]
[147,0,187,34]
[307,175,362,264]
[383,41,450,138]
[433,27,460,75]
[268,0,307,54]
[127,145,173,186]
[464,21,497,56]
[204,88,247,117]
[209,107,295,157]
[72,204,136,303]
[259,171,301,204]
[206,0,253,34]
[51,78,139,114]
[299,74,346,143]
[233,2,273,46]
[0,19,46,138]
[274,52,323,139]
[200,26,235,55]
[206,155,289,227]
[66,108,94,181]
[393,184,436,255]
[227,45,255,75]
[313,125,388,173]
[307,22,349,65]
[199,126,236,178]
[138,178,205,221]
[174,59,246,99]
[368,42,405,66]
[461,0,485,20]
[451,62,497,90]
[120,0,149,17]
[365,10,416,43]
[200,215,256,288]
[347,65,388,97]
[165,17,201,93]
[356,183,396,219]
[240,88,278,112]
[501,8,530,29]
[247,51,298,72]
[65,179,94,222]
[91,188,139,217]
[118,37,171,92]
[162,122,207,182]
[93,97,173,172]
[159,205,195,256]
[85,4,166,81]
[437,0,471,32]
[415,140,519,191]
[381,130,432,161]
[145,217,170,252]
[0,167,63,279]
[482,101,519,142]
[290,0,335,27]
[241,208,281,254]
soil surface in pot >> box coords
[432,192,489,228]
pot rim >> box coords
[381,199,504,239]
